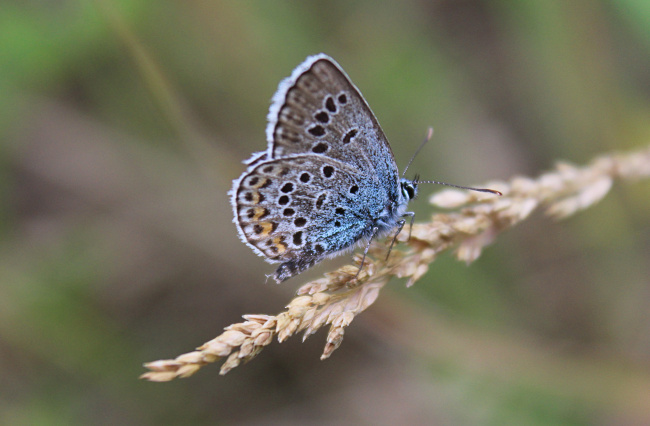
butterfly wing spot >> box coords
[315,193,327,209]
[334,221,341,227]
[260,236,287,256]
[269,236,287,255]
[253,222,277,236]
[282,208,295,217]
[292,231,303,246]
[262,165,274,174]
[299,173,311,183]
[342,129,358,144]
[242,191,265,204]
[337,93,348,104]
[246,207,269,220]
[294,217,307,227]
[314,244,325,255]
[278,195,290,205]
[322,166,334,178]
[335,207,345,215]
[325,96,337,113]
[280,182,294,193]
[349,185,359,194]
[308,125,326,137]
[312,142,328,153]
[246,176,273,189]
[315,111,329,123]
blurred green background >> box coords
[2,1,650,424]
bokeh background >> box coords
[2,1,650,424]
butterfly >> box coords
[230,54,498,282]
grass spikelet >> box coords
[141,145,650,381]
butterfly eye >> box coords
[402,182,416,200]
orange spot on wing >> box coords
[252,207,267,220]
[251,178,269,189]
[273,236,286,254]
[259,222,274,237]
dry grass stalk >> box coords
[141,145,650,381]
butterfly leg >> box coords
[405,211,416,240]
[355,226,380,279]
[385,211,415,260]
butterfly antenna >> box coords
[404,128,501,195]
[402,127,434,177]
[414,179,502,195]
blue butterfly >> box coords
[231,54,498,282]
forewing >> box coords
[266,54,400,188]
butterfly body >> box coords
[231,54,417,282]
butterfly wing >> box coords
[266,54,400,192]
[233,54,408,282]
[231,155,387,282]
